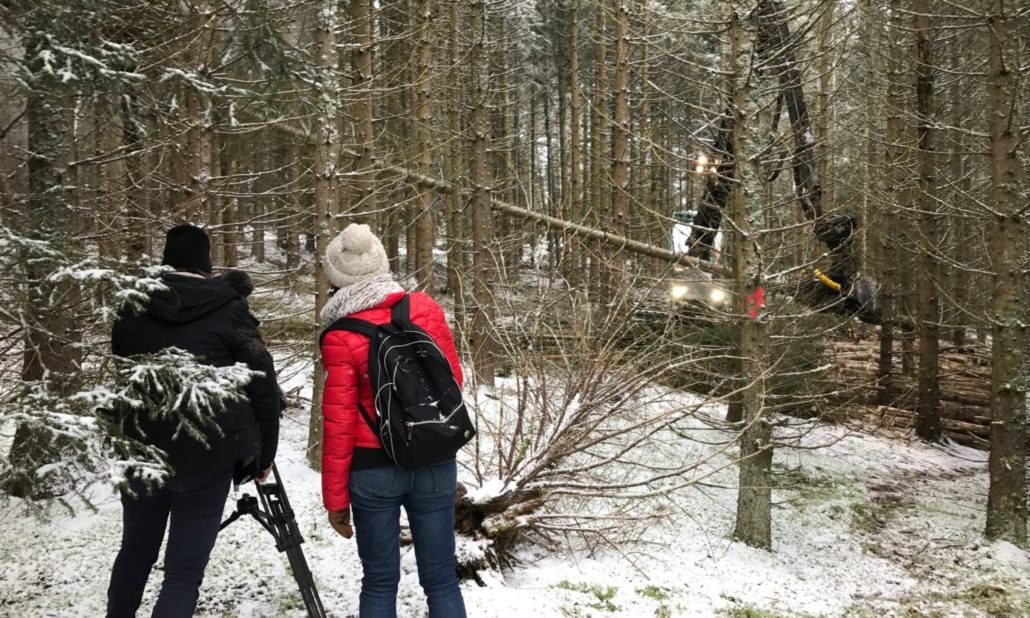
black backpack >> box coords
[320,294,475,469]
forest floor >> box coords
[1,249,1027,618]
[1,357,1027,618]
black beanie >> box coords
[162,224,212,274]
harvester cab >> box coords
[667,210,731,307]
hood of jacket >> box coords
[146,273,242,324]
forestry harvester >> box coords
[683,0,880,324]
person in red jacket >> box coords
[319,223,467,618]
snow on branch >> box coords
[1,349,264,509]
[113,348,264,445]
[47,262,169,319]
[31,34,145,85]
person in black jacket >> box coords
[106,225,281,618]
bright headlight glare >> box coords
[709,288,727,303]
[670,285,689,300]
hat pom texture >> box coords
[324,223,390,288]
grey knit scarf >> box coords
[319,274,405,325]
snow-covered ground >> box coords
[1,241,1026,617]
[1,362,1026,617]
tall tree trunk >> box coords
[589,5,608,301]
[223,155,239,267]
[913,0,942,442]
[251,197,266,262]
[877,0,904,405]
[947,41,969,349]
[412,0,435,290]
[469,0,496,386]
[556,29,570,265]
[97,96,124,259]
[984,0,1026,548]
[21,32,79,383]
[544,92,557,271]
[9,30,82,497]
[728,4,772,550]
[815,0,834,209]
[351,0,377,226]
[285,193,301,273]
[444,2,464,298]
[610,0,630,292]
[121,92,149,260]
[636,0,657,272]
[308,0,340,468]
[567,0,582,288]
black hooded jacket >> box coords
[111,273,280,475]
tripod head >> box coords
[220,464,298,549]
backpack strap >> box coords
[390,293,413,328]
[356,402,379,437]
[319,316,378,346]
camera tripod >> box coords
[220,464,327,618]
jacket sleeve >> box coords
[321,333,361,511]
[227,300,281,469]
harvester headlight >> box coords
[709,288,727,304]
[670,284,689,300]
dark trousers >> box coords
[106,470,232,618]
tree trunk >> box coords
[121,92,149,261]
[544,91,557,271]
[469,0,496,386]
[566,0,582,289]
[610,0,630,293]
[444,1,464,298]
[984,0,1026,547]
[636,0,657,272]
[21,31,79,384]
[913,0,942,442]
[97,95,125,259]
[350,0,377,226]
[877,0,905,405]
[223,155,239,268]
[728,4,772,550]
[308,0,340,469]
[815,0,833,208]
[412,0,435,290]
[8,30,82,497]
[589,5,608,301]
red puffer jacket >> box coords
[320,290,463,511]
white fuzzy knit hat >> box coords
[324,223,390,288]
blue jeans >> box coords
[106,470,233,618]
[349,459,467,618]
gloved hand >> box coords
[328,509,353,539]
[256,465,273,483]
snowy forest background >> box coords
[0,0,1028,616]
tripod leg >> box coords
[284,545,327,618]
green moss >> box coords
[717,605,821,618]
[840,606,880,618]
[849,499,879,534]
[955,583,1030,617]
[849,490,913,536]
[637,585,670,601]
[556,581,620,612]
